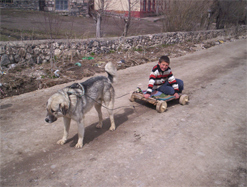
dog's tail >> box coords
[105,62,117,83]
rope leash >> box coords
[67,83,140,111]
[84,93,135,111]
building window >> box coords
[153,0,155,11]
[143,0,146,11]
[55,0,68,10]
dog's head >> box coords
[45,93,69,123]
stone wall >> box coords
[0,26,246,68]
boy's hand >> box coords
[174,93,179,99]
[143,93,151,99]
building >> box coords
[1,0,160,18]
[42,0,90,15]
[0,0,91,16]
[94,0,159,18]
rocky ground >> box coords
[0,37,234,99]
[0,38,246,186]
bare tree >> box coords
[160,0,212,32]
[96,0,104,38]
[121,0,139,37]
[91,0,110,38]
[122,0,131,37]
[92,0,139,37]
[42,12,62,40]
[210,0,246,29]
[41,12,63,72]
[41,12,77,71]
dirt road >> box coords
[1,39,246,186]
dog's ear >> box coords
[59,103,69,115]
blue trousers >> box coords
[157,79,184,95]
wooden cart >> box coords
[129,90,189,113]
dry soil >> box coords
[0,38,247,186]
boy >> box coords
[143,56,184,99]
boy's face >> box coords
[159,61,169,71]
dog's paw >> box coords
[75,143,83,148]
[57,139,66,145]
[109,126,115,131]
[96,123,102,129]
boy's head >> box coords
[158,56,170,71]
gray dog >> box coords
[45,62,117,148]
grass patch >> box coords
[132,47,144,52]
[0,34,16,41]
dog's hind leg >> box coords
[75,117,85,148]
[94,102,103,129]
[57,117,71,145]
[105,99,116,131]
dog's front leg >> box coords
[75,117,85,148]
[57,117,71,145]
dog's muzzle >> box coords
[45,118,50,123]
[45,115,57,123]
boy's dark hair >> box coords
[159,56,170,64]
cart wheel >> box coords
[156,101,167,113]
[179,94,189,105]
[129,93,135,102]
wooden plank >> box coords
[132,92,157,105]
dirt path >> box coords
[1,39,246,186]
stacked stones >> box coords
[0,26,246,69]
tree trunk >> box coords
[123,0,131,37]
[96,12,101,38]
